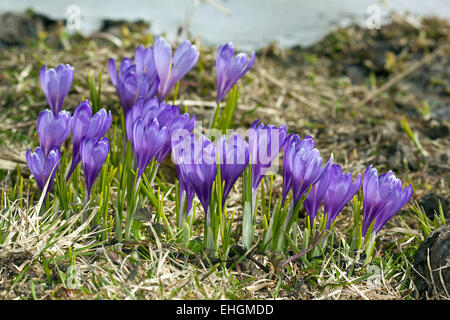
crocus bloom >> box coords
[282,134,333,207]
[40,64,74,115]
[174,134,217,215]
[362,166,413,236]
[26,147,60,198]
[109,46,159,118]
[67,100,112,180]
[129,116,168,182]
[80,137,110,196]
[153,36,199,102]
[126,98,195,163]
[37,109,72,159]
[304,167,332,229]
[217,133,249,204]
[323,164,362,229]
[155,103,195,164]
[216,43,255,102]
[249,119,288,190]
[126,97,160,144]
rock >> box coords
[418,193,450,220]
[0,12,56,48]
[423,121,449,140]
[413,224,450,299]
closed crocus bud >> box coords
[81,137,110,196]
[67,100,112,180]
[323,164,362,229]
[130,117,169,182]
[217,133,249,204]
[40,64,74,115]
[175,134,217,215]
[282,134,333,207]
[154,36,199,102]
[362,166,413,236]
[249,119,288,191]
[26,147,60,198]
[216,43,255,103]
[37,109,72,159]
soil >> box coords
[413,224,450,298]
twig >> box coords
[259,69,324,110]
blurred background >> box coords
[1,0,450,49]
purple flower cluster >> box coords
[169,117,411,237]
[303,163,361,230]
[67,100,112,181]
[27,64,111,200]
[27,64,74,199]
[109,36,199,119]
[26,39,413,245]
[125,97,196,182]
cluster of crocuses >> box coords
[169,122,413,244]
[27,64,112,202]
[26,34,413,255]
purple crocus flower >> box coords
[249,119,288,191]
[362,166,413,236]
[129,116,169,182]
[155,103,195,164]
[282,134,333,207]
[26,147,60,197]
[109,45,159,118]
[304,167,332,229]
[216,43,255,103]
[80,137,110,196]
[67,100,112,180]
[153,36,199,102]
[126,98,196,163]
[217,133,249,204]
[126,97,160,144]
[40,64,74,115]
[36,109,72,159]
[174,134,217,215]
[323,164,362,229]
[172,139,195,218]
